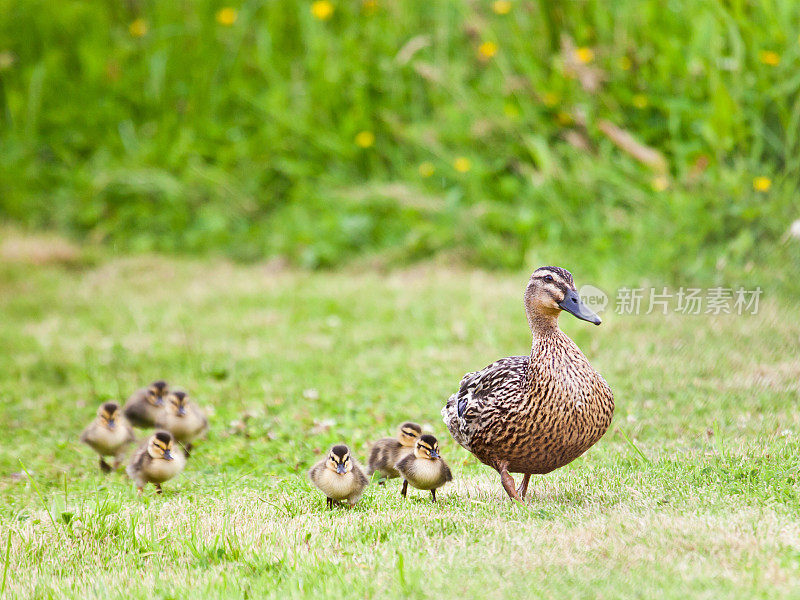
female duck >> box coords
[442,266,613,501]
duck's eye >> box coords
[544,275,554,283]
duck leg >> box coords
[494,461,522,502]
[516,474,531,500]
[326,497,333,509]
[155,483,163,494]
[400,480,409,498]
[99,457,112,474]
[431,489,437,503]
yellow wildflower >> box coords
[216,7,238,26]
[419,162,435,178]
[619,56,632,70]
[362,0,378,14]
[752,176,771,192]
[575,47,594,64]
[311,1,334,20]
[354,131,375,148]
[542,92,559,107]
[632,94,648,109]
[0,51,15,71]
[129,18,148,38]
[492,0,512,15]
[651,175,669,192]
[758,50,780,66]
[556,111,573,125]
[453,157,471,173]
[478,41,498,60]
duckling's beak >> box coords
[156,396,165,406]
[177,406,186,416]
[107,419,116,429]
[430,450,440,459]
[163,450,174,461]
[559,290,602,325]
[336,463,346,474]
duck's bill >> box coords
[559,290,602,325]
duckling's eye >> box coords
[544,275,554,283]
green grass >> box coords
[1,236,799,598]
[2,0,800,274]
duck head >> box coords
[524,266,601,327]
[326,444,353,475]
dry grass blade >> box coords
[598,119,668,172]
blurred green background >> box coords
[0,0,798,283]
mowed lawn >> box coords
[1,245,799,599]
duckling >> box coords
[155,390,208,455]
[367,422,422,484]
[309,444,368,509]
[79,402,135,473]
[396,434,452,502]
[122,380,169,428]
[126,430,186,494]
[442,266,614,502]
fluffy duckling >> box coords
[367,422,422,484]
[123,380,169,428]
[309,444,368,509]
[79,402,135,473]
[155,390,208,455]
[126,430,186,494]
[396,434,452,502]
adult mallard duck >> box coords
[441,266,614,502]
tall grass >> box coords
[1,0,798,278]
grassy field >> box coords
[1,234,799,598]
[2,1,800,274]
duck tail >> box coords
[441,393,470,450]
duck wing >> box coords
[442,356,529,451]
[125,441,151,481]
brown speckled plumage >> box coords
[442,266,614,501]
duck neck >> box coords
[527,310,561,341]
